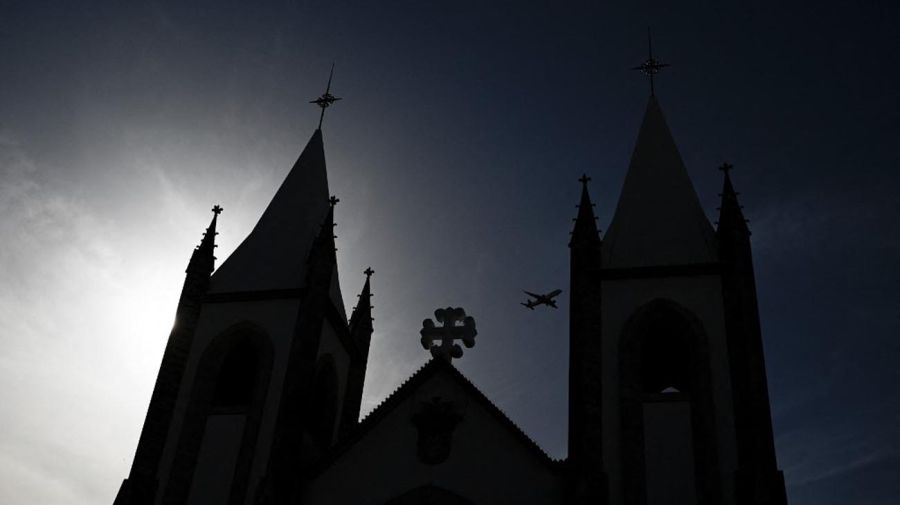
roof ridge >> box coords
[441,361,559,464]
[357,359,436,425]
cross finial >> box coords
[309,63,342,129]
[329,195,340,207]
[718,162,734,173]
[364,267,374,278]
[211,204,223,216]
[578,173,592,187]
[631,28,670,96]
[420,307,477,362]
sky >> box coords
[1,1,899,504]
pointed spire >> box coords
[187,205,222,275]
[570,174,600,247]
[716,163,751,236]
[350,267,374,334]
[210,129,331,293]
[603,96,716,268]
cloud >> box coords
[778,392,900,493]
[0,133,189,504]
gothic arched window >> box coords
[619,299,720,505]
[638,324,691,395]
[167,325,273,505]
[211,336,260,410]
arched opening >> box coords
[636,321,691,395]
[619,299,721,505]
[308,354,339,451]
[212,336,260,410]
[164,324,273,505]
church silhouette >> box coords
[113,75,788,505]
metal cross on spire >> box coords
[718,162,734,173]
[211,204,223,216]
[364,267,375,278]
[578,173,592,187]
[631,28,670,96]
[310,63,342,129]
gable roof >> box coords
[313,358,562,474]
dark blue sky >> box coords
[1,1,898,504]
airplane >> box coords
[521,289,562,310]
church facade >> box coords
[113,92,788,505]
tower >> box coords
[568,95,787,505]
[114,113,374,504]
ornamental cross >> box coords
[631,28,670,96]
[310,63,342,129]
[211,204,223,215]
[420,307,477,361]
[364,267,375,278]
[718,162,734,173]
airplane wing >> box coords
[547,289,562,298]
[523,290,541,299]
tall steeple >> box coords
[117,72,362,505]
[602,96,717,268]
[209,129,331,293]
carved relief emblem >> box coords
[411,397,463,465]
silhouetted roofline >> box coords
[209,129,331,293]
[311,358,563,475]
